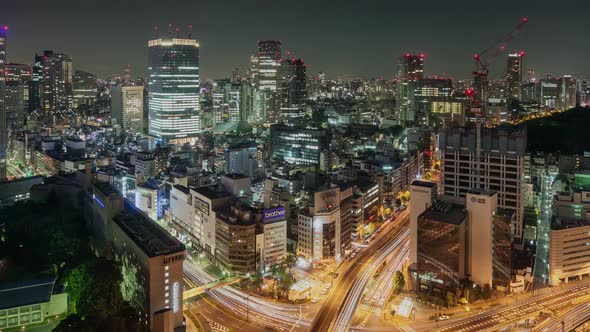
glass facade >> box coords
[148,38,200,139]
[270,124,328,166]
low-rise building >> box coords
[549,218,590,285]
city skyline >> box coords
[2,0,589,80]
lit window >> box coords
[165,272,169,277]
[165,279,169,284]
[165,266,169,271]
[165,300,169,304]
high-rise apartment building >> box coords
[41,50,73,112]
[111,85,145,133]
[396,53,424,123]
[148,35,200,140]
[505,52,524,100]
[440,125,527,246]
[278,58,307,121]
[0,26,6,179]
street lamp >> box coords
[244,296,250,322]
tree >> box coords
[445,293,455,308]
[393,271,405,291]
[64,264,93,314]
[282,253,297,273]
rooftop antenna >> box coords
[175,24,181,38]
[153,26,159,38]
[188,24,193,39]
[167,23,173,37]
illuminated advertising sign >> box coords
[173,281,179,313]
[262,207,286,221]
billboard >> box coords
[262,207,286,222]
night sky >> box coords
[2,0,588,80]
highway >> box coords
[310,211,410,332]
[184,257,311,331]
[431,279,590,332]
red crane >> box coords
[472,17,528,103]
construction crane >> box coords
[471,17,528,104]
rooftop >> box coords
[0,276,56,310]
[173,184,190,195]
[193,186,231,200]
[113,201,185,258]
[94,181,118,196]
[419,201,467,225]
[467,188,497,197]
[551,216,590,231]
[411,180,437,188]
[223,173,250,180]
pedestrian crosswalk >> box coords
[358,303,382,315]
[208,321,229,332]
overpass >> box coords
[183,276,243,302]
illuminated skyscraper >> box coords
[148,34,200,140]
[250,40,282,91]
[278,58,307,121]
[505,52,524,100]
[42,50,74,112]
[250,40,281,124]
[5,63,31,129]
[72,70,97,109]
[27,54,44,112]
[112,85,145,133]
[0,26,7,179]
[396,53,424,123]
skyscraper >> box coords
[250,40,282,124]
[505,52,524,100]
[5,63,31,129]
[27,54,44,112]
[72,70,97,109]
[278,58,307,121]
[42,50,74,112]
[148,33,200,141]
[396,53,424,123]
[111,85,145,133]
[250,40,282,92]
[0,26,7,179]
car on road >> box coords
[438,315,450,321]
[311,297,320,303]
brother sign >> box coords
[263,207,286,221]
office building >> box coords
[223,144,259,178]
[466,189,497,287]
[220,173,251,198]
[5,63,31,129]
[297,185,353,263]
[538,76,559,108]
[505,52,524,100]
[409,181,437,265]
[440,125,527,246]
[72,70,97,109]
[224,82,253,124]
[41,50,74,112]
[278,58,307,121]
[417,200,468,286]
[215,203,258,274]
[413,77,452,126]
[112,85,145,133]
[256,207,288,273]
[270,124,328,166]
[250,40,282,92]
[549,218,590,285]
[558,75,577,110]
[396,53,424,123]
[111,201,186,330]
[169,185,231,261]
[0,27,6,179]
[148,34,200,140]
[27,54,43,112]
